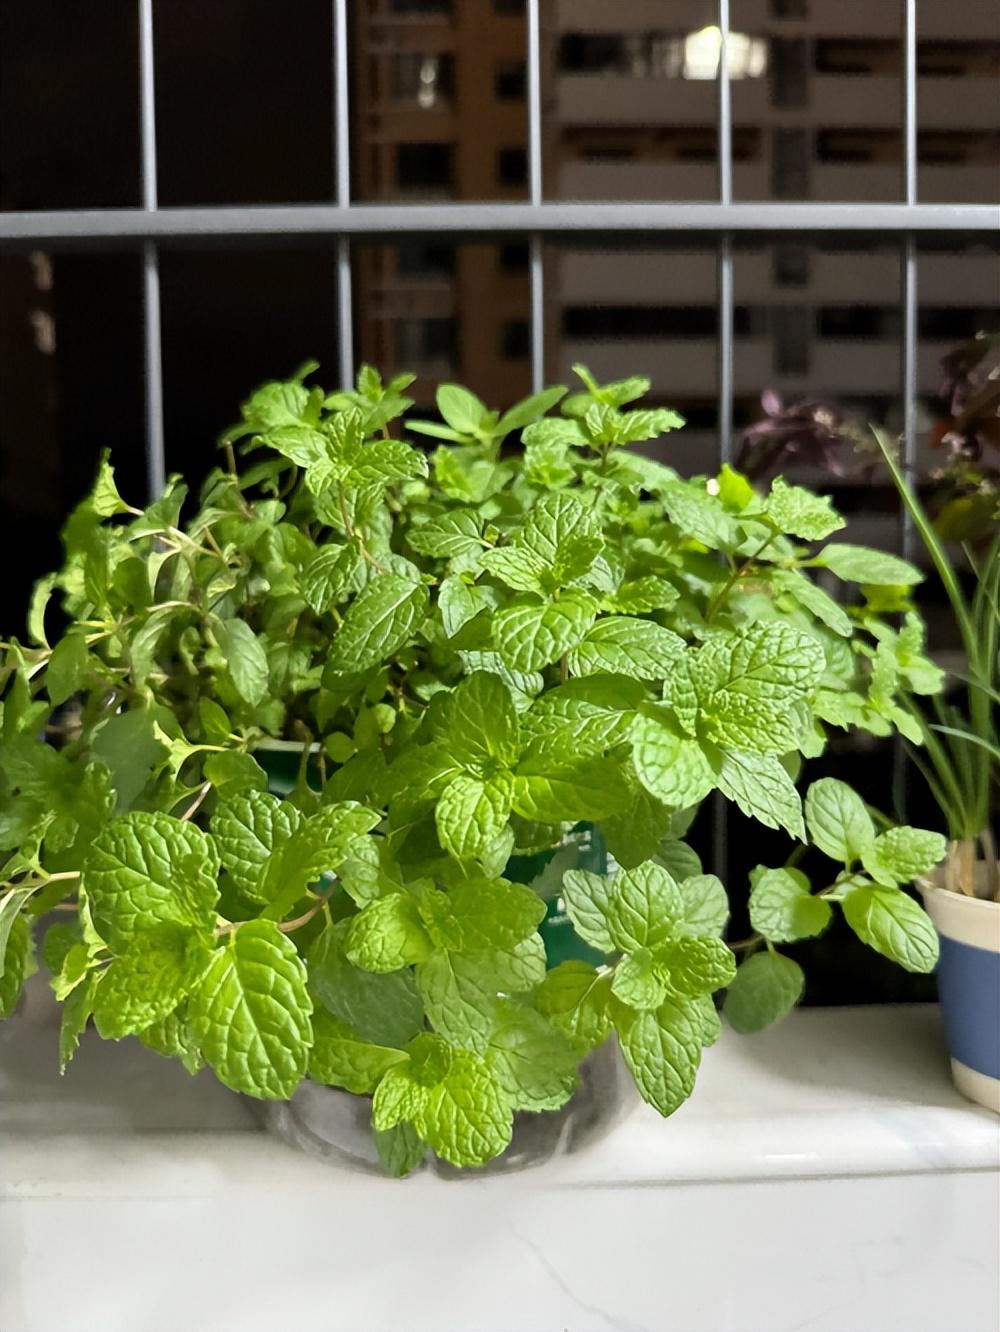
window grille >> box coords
[0,0,997,881]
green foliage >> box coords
[0,362,949,1170]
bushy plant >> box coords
[0,363,947,1172]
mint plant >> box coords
[0,363,948,1171]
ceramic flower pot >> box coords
[921,868,1000,1114]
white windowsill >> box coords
[2,979,998,1332]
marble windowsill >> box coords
[2,979,998,1332]
[2,977,997,1195]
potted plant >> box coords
[875,430,999,1113]
[0,364,950,1173]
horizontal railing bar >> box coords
[0,202,996,247]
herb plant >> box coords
[0,364,948,1172]
[874,429,999,900]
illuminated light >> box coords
[683,26,768,80]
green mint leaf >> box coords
[373,1122,427,1177]
[567,616,684,681]
[632,714,716,808]
[415,950,497,1054]
[372,1063,427,1131]
[611,949,668,1010]
[137,1006,204,1075]
[601,784,675,868]
[189,920,313,1099]
[660,482,742,549]
[609,576,679,614]
[92,925,212,1041]
[493,591,596,673]
[90,708,167,810]
[441,670,521,769]
[523,674,642,756]
[261,802,380,914]
[488,933,548,992]
[344,894,433,973]
[772,569,852,638]
[308,1009,407,1093]
[765,477,845,541]
[203,751,268,801]
[0,910,32,1019]
[676,874,730,938]
[436,772,514,860]
[408,510,484,559]
[861,827,947,887]
[301,541,361,614]
[328,574,428,673]
[45,633,90,706]
[804,778,876,864]
[511,750,629,823]
[486,999,579,1112]
[748,866,832,942]
[519,492,601,569]
[717,751,805,840]
[723,951,804,1033]
[309,922,423,1047]
[413,1050,513,1168]
[496,385,567,436]
[842,884,939,973]
[606,861,684,952]
[479,545,548,593]
[436,383,489,434]
[442,878,546,952]
[656,839,703,883]
[214,618,269,706]
[695,623,824,751]
[535,960,613,1053]
[817,544,923,587]
[59,971,99,1072]
[561,870,617,952]
[84,812,221,952]
[211,790,301,900]
[1,886,39,981]
[656,935,736,997]
[615,997,703,1117]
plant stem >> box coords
[178,782,212,822]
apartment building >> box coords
[352,0,999,480]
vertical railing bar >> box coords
[717,0,732,208]
[714,0,734,881]
[903,0,918,210]
[894,0,919,816]
[901,0,919,548]
[527,0,545,393]
[333,0,354,389]
[138,0,165,499]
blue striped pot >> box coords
[922,877,1000,1114]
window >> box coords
[392,54,454,108]
[393,317,456,366]
[773,128,809,198]
[494,61,526,101]
[395,143,453,192]
[497,147,527,188]
[501,320,530,359]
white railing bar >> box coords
[333,0,354,390]
[138,0,165,498]
[2,202,995,246]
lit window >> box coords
[683,26,768,81]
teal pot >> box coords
[252,744,633,1170]
[922,870,1000,1114]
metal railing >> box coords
[0,0,997,867]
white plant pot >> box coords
[921,876,1000,1114]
